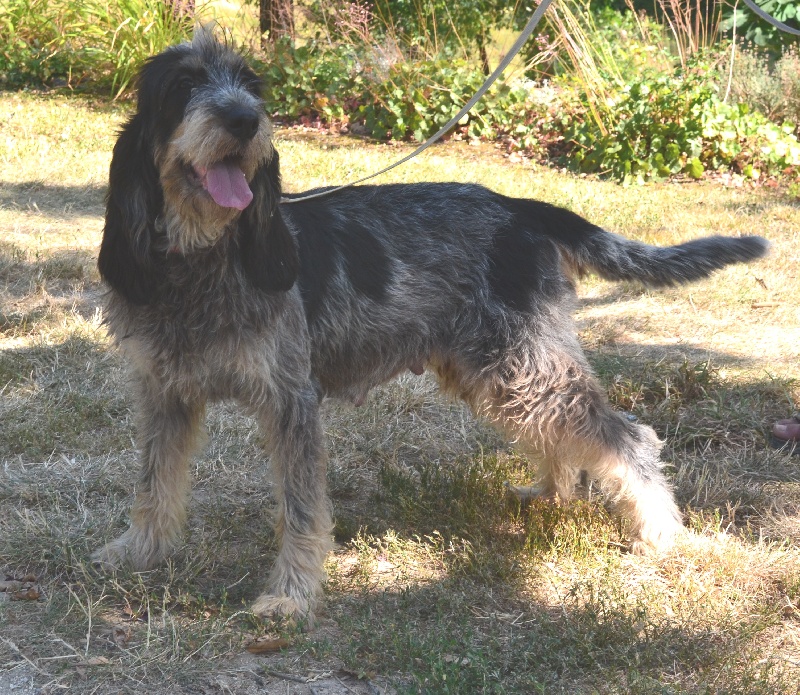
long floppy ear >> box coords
[238,150,299,293]
[97,113,163,305]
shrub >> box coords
[308,0,519,73]
[357,58,533,142]
[565,70,800,183]
[722,0,800,57]
[258,40,363,123]
[96,0,195,96]
[719,43,800,133]
[0,0,99,87]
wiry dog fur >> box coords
[94,32,769,622]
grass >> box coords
[1,90,800,694]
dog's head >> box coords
[98,30,298,305]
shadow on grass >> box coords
[0,336,129,460]
[0,180,106,217]
[2,325,798,691]
[0,242,101,309]
[585,345,796,447]
[320,450,798,693]
[325,573,785,694]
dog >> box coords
[93,31,769,623]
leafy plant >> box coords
[310,0,520,73]
[722,0,800,57]
[720,42,800,133]
[258,40,362,122]
[0,0,100,87]
[358,58,532,142]
[95,0,195,97]
[566,70,800,183]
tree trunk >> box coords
[260,0,295,48]
[477,33,490,76]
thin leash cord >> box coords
[280,0,557,204]
[280,0,798,205]
[741,0,800,36]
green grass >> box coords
[1,91,800,693]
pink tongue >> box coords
[204,162,253,210]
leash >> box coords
[741,0,800,36]
[280,0,557,204]
[280,0,796,205]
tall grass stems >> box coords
[0,0,194,95]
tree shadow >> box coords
[0,244,101,307]
[0,180,106,217]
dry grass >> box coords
[1,90,800,694]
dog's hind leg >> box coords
[499,338,682,552]
[250,383,334,625]
[92,378,206,571]
[444,321,683,553]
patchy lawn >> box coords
[1,91,799,694]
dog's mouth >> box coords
[187,158,253,211]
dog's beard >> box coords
[158,155,242,252]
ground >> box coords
[1,91,800,693]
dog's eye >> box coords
[178,77,195,92]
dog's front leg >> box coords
[251,385,333,625]
[93,378,205,571]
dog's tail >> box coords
[534,202,769,287]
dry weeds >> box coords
[1,91,799,694]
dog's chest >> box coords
[108,289,304,403]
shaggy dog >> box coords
[94,31,768,622]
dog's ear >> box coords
[238,151,299,293]
[98,113,163,305]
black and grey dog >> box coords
[94,30,768,622]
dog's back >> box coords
[284,182,768,306]
[282,182,767,405]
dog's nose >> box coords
[224,106,260,141]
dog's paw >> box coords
[251,593,315,628]
[91,537,132,571]
[504,482,560,504]
[630,523,684,556]
[90,528,165,572]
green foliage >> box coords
[259,44,546,145]
[0,0,99,87]
[721,42,800,131]
[722,0,800,57]
[566,71,800,184]
[0,0,193,94]
[3,0,798,185]
[99,0,195,96]
[310,0,517,62]
[258,40,363,122]
[358,58,533,142]
[260,34,800,183]
[375,0,506,44]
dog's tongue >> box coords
[204,162,253,210]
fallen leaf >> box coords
[85,657,111,666]
[245,635,291,654]
[11,586,40,601]
[110,625,131,647]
